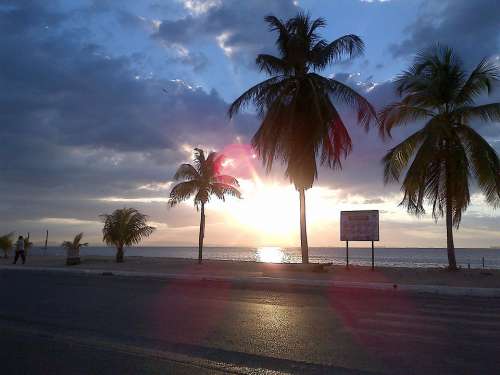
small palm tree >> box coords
[228,13,378,263]
[0,232,14,258]
[381,45,500,270]
[100,208,155,262]
[62,232,88,265]
[169,148,241,264]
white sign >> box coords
[340,210,379,241]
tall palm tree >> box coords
[62,232,88,265]
[100,208,155,262]
[228,13,378,263]
[381,45,500,270]
[168,148,241,264]
[0,232,14,258]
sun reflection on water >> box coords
[256,247,287,263]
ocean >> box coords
[29,246,500,269]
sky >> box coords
[1,0,500,248]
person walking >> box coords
[13,235,26,264]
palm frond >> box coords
[399,131,441,217]
[168,180,199,207]
[321,103,352,169]
[264,15,290,56]
[256,54,291,75]
[311,34,364,70]
[379,102,433,137]
[173,164,200,181]
[319,75,378,130]
[213,175,240,187]
[288,12,312,39]
[228,76,287,117]
[305,75,352,168]
[383,129,426,183]
[455,103,500,123]
[456,58,500,104]
[458,125,500,207]
[308,17,326,38]
[194,188,210,208]
[61,232,88,250]
[193,148,205,171]
[395,45,465,103]
[210,183,242,201]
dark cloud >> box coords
[154,0,299,67]
[0,0,64,34]
[390,0,500,65]
[166,51,209,72]
[0,1,257,232]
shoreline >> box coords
[23,246,500,270]
[2,255,499,289]
[19,246,500,270]
[31,245,500,250]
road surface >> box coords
[0,269,499,374]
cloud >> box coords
[0,1,257,240]
[154,0,300,67]
[1,0,499,247]
[36,218,100,226]
[390,0,500,65]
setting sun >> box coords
[230,181,299,236]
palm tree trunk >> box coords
[198,203,205,264]
[116,245,124,263]
[299,188,309,264]
[445,153,457,271]
[445,197,457,270]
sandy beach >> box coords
[2,255,499,289]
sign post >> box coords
[346,240,349,268]
[371,240,374,271]
[340,210,379,270]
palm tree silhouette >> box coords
[381,45,500,270]
[169,148,241,264]
[228,13,378,263]
[100,208,155,262]
[0,232,14,258]
[62,232,88,265]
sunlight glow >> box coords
[256,247,286,263]
[231,181,299,238]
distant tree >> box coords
[0,232,14,258]
[381,45,500,270]
[168,148,241,264]
[100,208,155,263]
[228,13,378,263]
[62,232,88,265]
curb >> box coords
[1,265,499,297]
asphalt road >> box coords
[0,270,499,374]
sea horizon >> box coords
[29,245,500,269]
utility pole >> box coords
[44,230,48,255]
